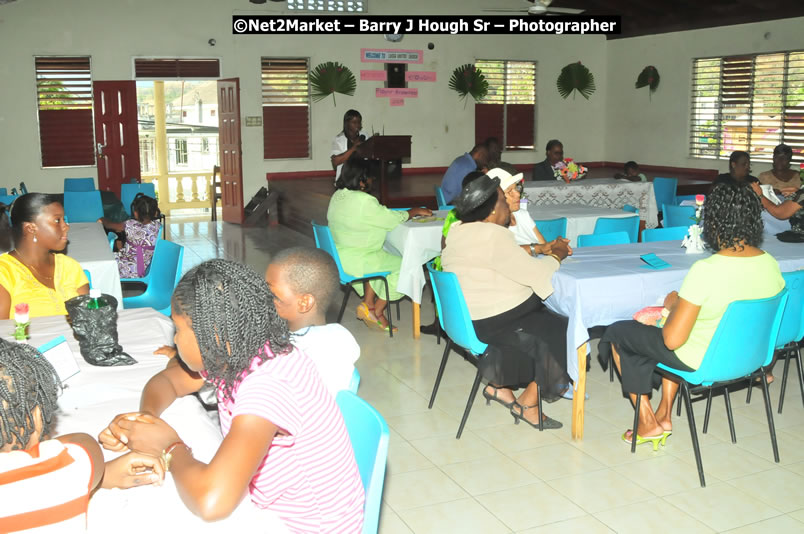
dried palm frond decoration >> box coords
[309,61,356,105]
[635,65,660,99]
[449,64,488,103]
[556,61,596,100]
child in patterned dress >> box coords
[100,193,161,278]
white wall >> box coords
[0,0,607,196]
[604,16,804,172]
[1,0,800,196]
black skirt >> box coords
[472,294,570,403]
[599,320,695,395]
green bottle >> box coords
[87,288,108,309]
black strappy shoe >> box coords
[510,401,563,430]
[482,385,515,409]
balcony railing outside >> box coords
[141,171,216,215]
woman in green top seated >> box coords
[327,159,431,332]
[599,182,784,448]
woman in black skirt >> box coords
[599,182,784,448]
[441,175,572,429]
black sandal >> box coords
[482,385,515,409]
[510,401,563,430]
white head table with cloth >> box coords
[524,177,659,229]
[545,238,804,439]
[66,222,124,309]
[0,308,288,533]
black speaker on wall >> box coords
[386,63,407,88]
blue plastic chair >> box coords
[662,204,697,228]
[348,368,361,394]
[577,231,630,248]
[744,272,804,414]
[594,215,639,243]
[0,194,18,206]
[434,185,450,210]
[534,217,568,243]
[121,182,157,217]
[312,221,396,338]
[63,191,104,223]
[335,390,389,534]
[641,226,689,242]
[122,239,184,316]
[427,261,499,437]
[623,204,639,214]
[107,232,117,250]
[653,177,678,212]
[0,188,5,196]
[63,177,96,192]
[647,290,788,487]
[83,269,92,289]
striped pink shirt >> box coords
[216,345,364,533]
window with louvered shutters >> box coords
[690,50,804,164]
[475,60,536,150]
[134,59,220,79]
[35,57,94,168]
[262,58,310,159]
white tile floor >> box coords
[169,215,804,534]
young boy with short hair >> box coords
[266,247,360,394]
[0,339,165,532]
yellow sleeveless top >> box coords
[0,253,89,318]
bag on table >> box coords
[65,294,137,366]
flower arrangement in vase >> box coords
[681,194,706,254]
[13,302,30,342]
[553,158,588,184]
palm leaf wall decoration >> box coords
[635,65,660,99]
[556,61,596,100]
[309,61,356,105]
[448,64,488,103]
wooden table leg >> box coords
[412,302,421,339]
[571,343,588,440]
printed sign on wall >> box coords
[361,48,423,64]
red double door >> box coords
[92,79,243,224]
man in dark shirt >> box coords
[531,139,564,181]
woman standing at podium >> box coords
[331,109,368,184]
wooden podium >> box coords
[356,135,411,205]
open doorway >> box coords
[136,80,220,218]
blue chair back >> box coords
[63,177,96,192]
[83,269,92,288]
[623,204,639,214]
[593,216,639,243]
[653,177,678,211]
[0,194,18,206]
[122,239,184,315]
[312,221,356,284]
[534,217,568,243]
[663,204,697,228]
[107,232,117,250]
[659,290,788,386]
[426,262,488,356]
[776,271,804,349]
[0,188,5,196]
[63,191,104,223]
[577,231,630,248]
[641,226,689,243]
[121,183,157,217]
[348,368,361,394]
[335,390,389,534]
[434,186,449,210]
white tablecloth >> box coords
[383,211,446,304]
[0,309,284,533]
[762,210,791,236]
[527,203,637,247]
[545,239,804,382]
[67,222,123,308]
[524,178,659,229]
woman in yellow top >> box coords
[599,182,784,449]
[0,193,89,319]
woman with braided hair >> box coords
[0,339,168,530]
[99,259,364,532]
